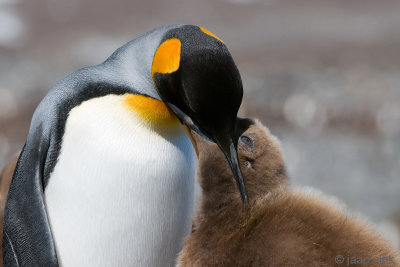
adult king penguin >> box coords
[2,24,247,266]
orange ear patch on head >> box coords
[124,94,179,126]
[200,27,224,43]
[151,38,181,78]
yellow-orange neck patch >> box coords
[124,94,179,126]
[200,27,224,43]
[151,38,181,78]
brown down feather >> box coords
[178,118,400,267]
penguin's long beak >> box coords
[215,135,248,203]
[167,103,248,203]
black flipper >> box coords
[3,126,58,266]
[3,231,19,267]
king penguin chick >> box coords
[178,118,400,267]
[2,24,248,267]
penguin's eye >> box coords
[239,135,254,149]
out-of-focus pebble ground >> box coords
[0,0,399,248]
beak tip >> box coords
[238,178,248,203]
[225,141,248,204]
[241,192,248,203]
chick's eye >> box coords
[239,135,254,149]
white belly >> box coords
[45,94,197,267]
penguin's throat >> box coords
[124,94,180,126]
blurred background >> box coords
[0,0,399,247]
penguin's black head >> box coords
[151,25,247,203]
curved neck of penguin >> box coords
[99,24,185,99]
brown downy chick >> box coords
[178,118,399,267]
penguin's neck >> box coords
[44,94,197,267]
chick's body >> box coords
[178,119,400,267]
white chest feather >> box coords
[44,94,197,267]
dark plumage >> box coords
[178,118,400,266]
